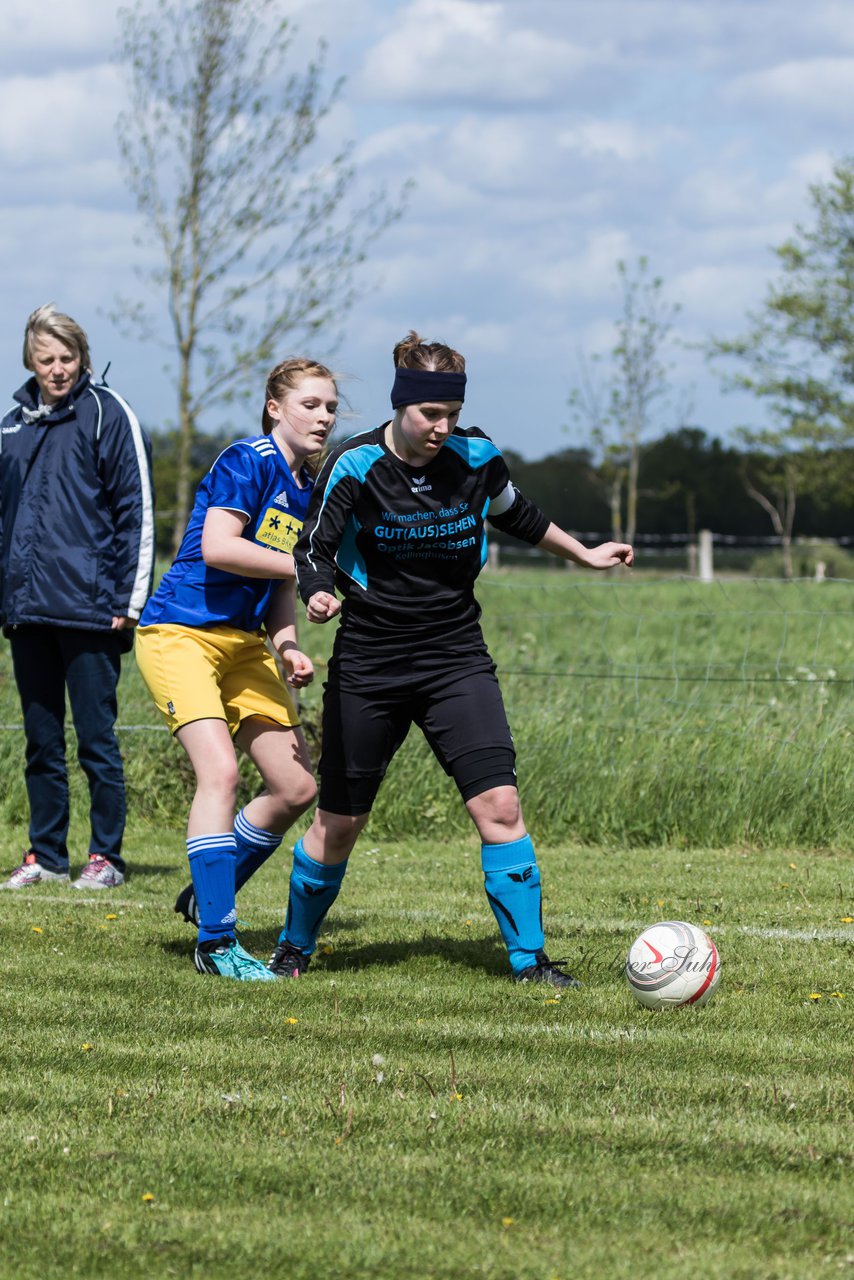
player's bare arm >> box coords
[537,522,634,570]
[266,581,314,688]
[201,506,296,579]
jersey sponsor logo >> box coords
[256,507,303,552]
[374,513,477,541]
[272,489,291,509]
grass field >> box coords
[0,573,852,1277]
[0,830,851,1279]
[2,573,852,848]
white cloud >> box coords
[676,148,834,243]
[723,57,854,117]
[0,203,144,293]
[801,1,854,49]
[2,0,847,457]
[445,115,552,191]
[672,263,772,330]
[286,0,381,38]
[357,0,611,106]
[355,120,443,164]
[0,66,124,169]
[0,0,120,69]
[557,119,687,162]
[527,229,635,304]
[674,148,835,232]
[501,1,854,70]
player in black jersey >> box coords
[271,331,633,984]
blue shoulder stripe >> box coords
[444,432,501,470]
[336,515,368,591]
[325,441,385,489]
[305,442,384,578]
[208,437,275,473]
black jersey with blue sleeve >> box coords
[142,435,312,633]
[294,424,548,648]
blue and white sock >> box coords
[233,808,283,893]
[188,833,237,944]
[280,837,347,955]
[481,834,545,976]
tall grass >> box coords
[329,575,854,849]
[1,574,851,849]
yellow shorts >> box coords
[135,623,299,736]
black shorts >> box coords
[318,664,517,815]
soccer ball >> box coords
[625,920,721,1010]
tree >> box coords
[148,425,236,556]
[499,447,609,536]
[709,158,854,575]
[569,258,682,546]
[115,0,401,550]
[639,427,749,536]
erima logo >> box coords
[508,867,534,883]
[272,490,290,508]
[410,475,432,493]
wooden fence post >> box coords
[699,529,714,582]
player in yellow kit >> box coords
[135,358,338,980]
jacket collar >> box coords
[13,370,93,420]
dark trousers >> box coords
[9,626,127,874]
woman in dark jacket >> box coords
[0,304,155,891]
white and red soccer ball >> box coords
[625,920,721,1009]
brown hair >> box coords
[392,330,465,373]
[23,303,92,373]
[262,356,337,476]
[261,357,337,434]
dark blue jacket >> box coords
[0,370,155,634]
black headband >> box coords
[390,367,467,408]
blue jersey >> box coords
[142,435,313,632]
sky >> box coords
[1,0,852,459]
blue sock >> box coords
[481,835,545,975]
[233,808,283,892]
[281,837,347,955]
[188,834,237,944]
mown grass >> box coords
[0,832,851,1279]
[0,572,851,1274]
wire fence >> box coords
[0,574,851,845]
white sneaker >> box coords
[1,852,69,889]
[71,855,125,890]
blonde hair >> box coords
[392,329,465,373]
[23,303,91,373]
